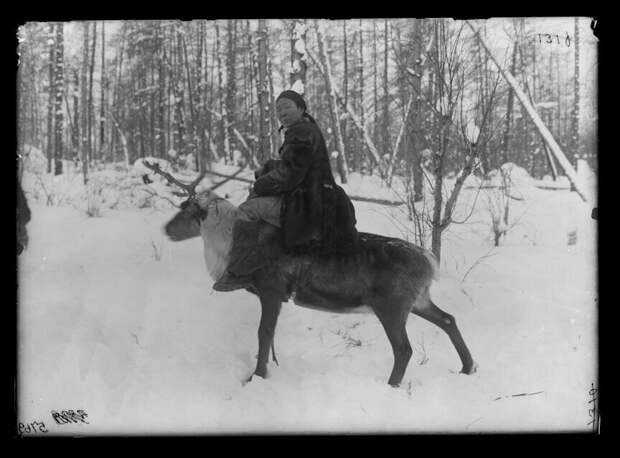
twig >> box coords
[494,391,544,401]
[141,186,181,208]
[460,245,497,284]
[451,169,485,225]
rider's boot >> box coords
[212,219,264,292]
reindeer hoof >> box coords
[460,361,479,375]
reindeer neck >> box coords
[199,198,242,281]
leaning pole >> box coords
[465,20,589,203]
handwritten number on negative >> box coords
[18,421,48,435]
[51,409,89,425]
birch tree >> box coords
[571,16,580,162]
[46,23,55,174]
[314,20,348,183]
[53,22,64,175]
[289,20,307,94]
[80,22,90,184]
[88,22,97,162]
[99,22,106,156]
[224,20,237,163]
[256,19,271,164]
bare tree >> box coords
[88,22,97,163]
[342,20,349,167]
[267,46,280,157]
[53,22,65,175]
[224,19,237,163]
[382,20,390,171]
[256,19,271,164]
[571,16,580,162]
[155,22,167,159]
[80,22,90,184]
[416,19,477,262]
[289,20,308,93]
[372,20,379,166]
[501,26,519,165]
[181,30,201,170]
[46,23,55,174]
[315,20,349,183]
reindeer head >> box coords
[164,196,208,241]
[143,160,240,242]
[143,160,210,241]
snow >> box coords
[291,80,305,95]
[18,158,597,434]
[464,120,480,144]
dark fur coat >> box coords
[253,118,360,255]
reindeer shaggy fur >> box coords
[165,190,477,387]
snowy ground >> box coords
[17,157,597,435]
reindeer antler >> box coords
[143,160,206,197]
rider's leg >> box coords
[212,196,281,292]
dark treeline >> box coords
[17,19,595,185]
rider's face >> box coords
[276,98,304,128]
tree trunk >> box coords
[396,19,425,200]
[315,20,348,183]
[358,18,365,165]
[173,26,186,156]
[430,20,448,263]
[224,19,237,163]
[289,20,308,93]
[88,21,97,164]
[257,19,270,164]
[46,23,55,174]
[431,127,447,263]
[111,22,126,162]
[411,20,425,202]
[476,23,491,175]
[501,39,518,165]
[99,22,106,157]
[53,23,64,175]
[68,71,79,160]
[198,20,208,168]
[343,21,349,170]
[156,23,166,159]
[572,16,580,162]
[267,55,280,156]
[80,22,90,184]
[373,20,379,166]
[181,31,200,170]
[382,20,390,173]
[214,22,228,162]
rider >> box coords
[213,90,360,292]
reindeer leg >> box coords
[411,300,477,374]
[372,302,413,387]
[252,290,282,380]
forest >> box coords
[16,17,597,258]
[16,19,599,433]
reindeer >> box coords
[144,161,477,387]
